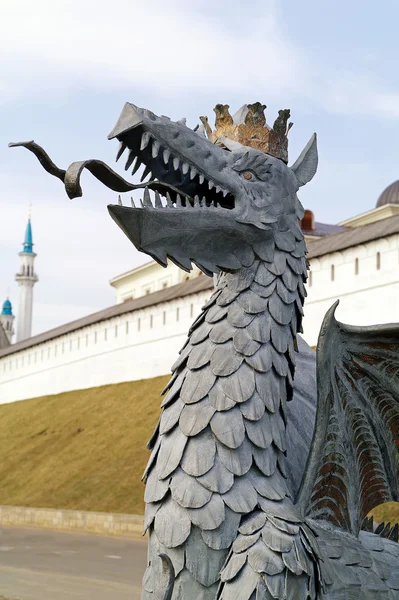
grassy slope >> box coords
[0,376,168,515]
[370,503,399,526]
[0,376,397,524]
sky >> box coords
[1,0,399,335]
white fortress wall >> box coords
[303,233,399,346]
[0,289,211,404]
[1,233,398,404]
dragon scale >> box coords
[141,222,317,599]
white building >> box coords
[1,217,38,347]
[15,217,38,342]
[1,181,399,405]
[110,260,202,304]
[303,206,399,342]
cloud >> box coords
[3,0,399,122]
[317,71,399,119]
[369,92,399,119]
[0,0,304,102]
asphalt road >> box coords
[0,526,148,600]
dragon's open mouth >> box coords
[112,121,236,211]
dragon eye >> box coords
[242,171,253,180]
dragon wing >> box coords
[296,300,399,535]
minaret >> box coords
[15,216,38,342]
[0,298,15,344]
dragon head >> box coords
[107,102,318,275]
[9,102,318,276]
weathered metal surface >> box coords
[11,100,399,599]
[297,303,399,535]
[200,102,292,163]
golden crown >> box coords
[199,102,293,163]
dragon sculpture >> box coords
[10,101,399,599]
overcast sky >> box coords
[1,0,399,335]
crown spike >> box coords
[272,109,291,134]
[214,104,233,129]
[199,116,213,139]
[245,102,266,128]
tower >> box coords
[15,217,38,342]
[0,298,15,344]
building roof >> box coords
[303,221,346,238]
[1,298,12,316]
[376,180,399,208]
[307,214,399,259]
[22,218,33,254]
[339,203,399,228]
[0,274,214,359]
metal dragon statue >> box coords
[10,101,399,599]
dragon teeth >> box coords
[182,162,189,175]
[143,187,152,207]
[163,149,170,164]
[140,166,152,182]
[199,174,205,184]
[173,157,180,170]
[216,185,222,194]
[152,140,161,158]
[190,167,198,180]
[176,194,182,207]
[194,195,200,207]
[131,196,136,207]
[208,180,214,190]
[155,190,162,208]
[116,141,126,162]
[166,192,174,208]
[140,132,151,151]
[125,150,135,171]
[118,195,123,206]
[131,157,141,176]
[222,189,228,197]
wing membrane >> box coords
[296,301,399,536]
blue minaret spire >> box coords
[22,217,34,253]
